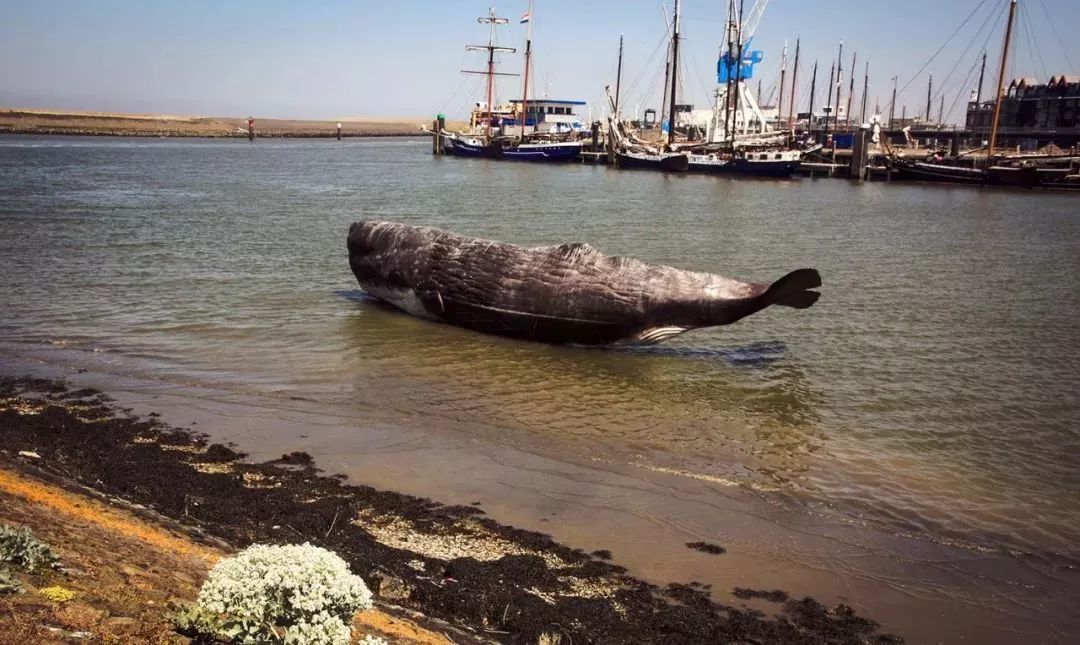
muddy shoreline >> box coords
[0,109,459,138]
[0,376,901,644]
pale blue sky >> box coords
[2,0,1077,124]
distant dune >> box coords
[0,108,463,138]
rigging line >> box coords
[943,49,983,123]
[931,0,1005,104]
[1020,2,1049,80]
[943,6,1004,121]
[620,30,670,108]
[683,39,714,107]
[1037,0,1076,72]
[1014,2,1035,78]
[896,0,990,97]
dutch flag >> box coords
[519,11,530,24]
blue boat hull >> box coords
[445,138,581,162]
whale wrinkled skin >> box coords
[347,221,821,345]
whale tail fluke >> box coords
[763,269,821,310]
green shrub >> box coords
[0,525,60,573]
[179,542,374,644]
[0,568,23,594]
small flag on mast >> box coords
[519,11,530,24]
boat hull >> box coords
[614,152,690,172]
[688,156,800,178]
[444,137,581,161]
[889,158,1061,189]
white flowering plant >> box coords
[177,542,374,644]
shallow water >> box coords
[2,135,1079,641]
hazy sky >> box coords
[2,0,1078,124]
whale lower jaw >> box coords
[359,283,435,319]
[629,326,690,346]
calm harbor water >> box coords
[2,136,1078,642]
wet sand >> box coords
[1,375,901,644]
[0,108,462,138]
[4,347,1077,644]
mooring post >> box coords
[436,114,446,155]
[850,128,870,180]
[591,121,600,152]
[337,122,342,141]
[247,116,255,141]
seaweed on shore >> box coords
[0,376,902,644]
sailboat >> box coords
[887,0,1079,190]
[606,0,690,172]
[438,4,582,162]
[682,0,804,177]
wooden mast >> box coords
[614,34,624,117]
[777,40,788,129]
[860,60,869,124]
[832,40,844,133]
[730,0,745,148]
[988,0,1018,159]
[519,0,534,141]
[786,37,800,130]
[463,9,515,139]
[666,0,681,150]
[845,52,856,129]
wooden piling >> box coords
[849,129,869,180]
[337,122,342,141]
[591,121,600,152]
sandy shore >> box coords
[0,108,462,138]
[0,376,900,644]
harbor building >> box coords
[966,75,1080,148]
[507,99,586,133]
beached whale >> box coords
[347,221,820,345]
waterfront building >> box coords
[966,75,1080,148]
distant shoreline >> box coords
[0,108,461,138]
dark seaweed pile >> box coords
[0,377,901,644]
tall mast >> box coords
[808,60,817,133]
[722,1,735,140]
[988,0,1018,158]
[825,60,835,134]
[845,52,857,129]
[666,0,681,149]
[786,37,800,130]
[777,39,788,128]
[833,40,844,132]
[975,52,987,103]
[614,34,624,117]
[660,15,672,134]
[519,0,534,140]
[926,72,933,122]
[889,75,897,128]
[860,60,869,124]
[730,0,745,146]
[463,8,515,138]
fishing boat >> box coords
[435,4,582,163]
[680,0,806,177]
